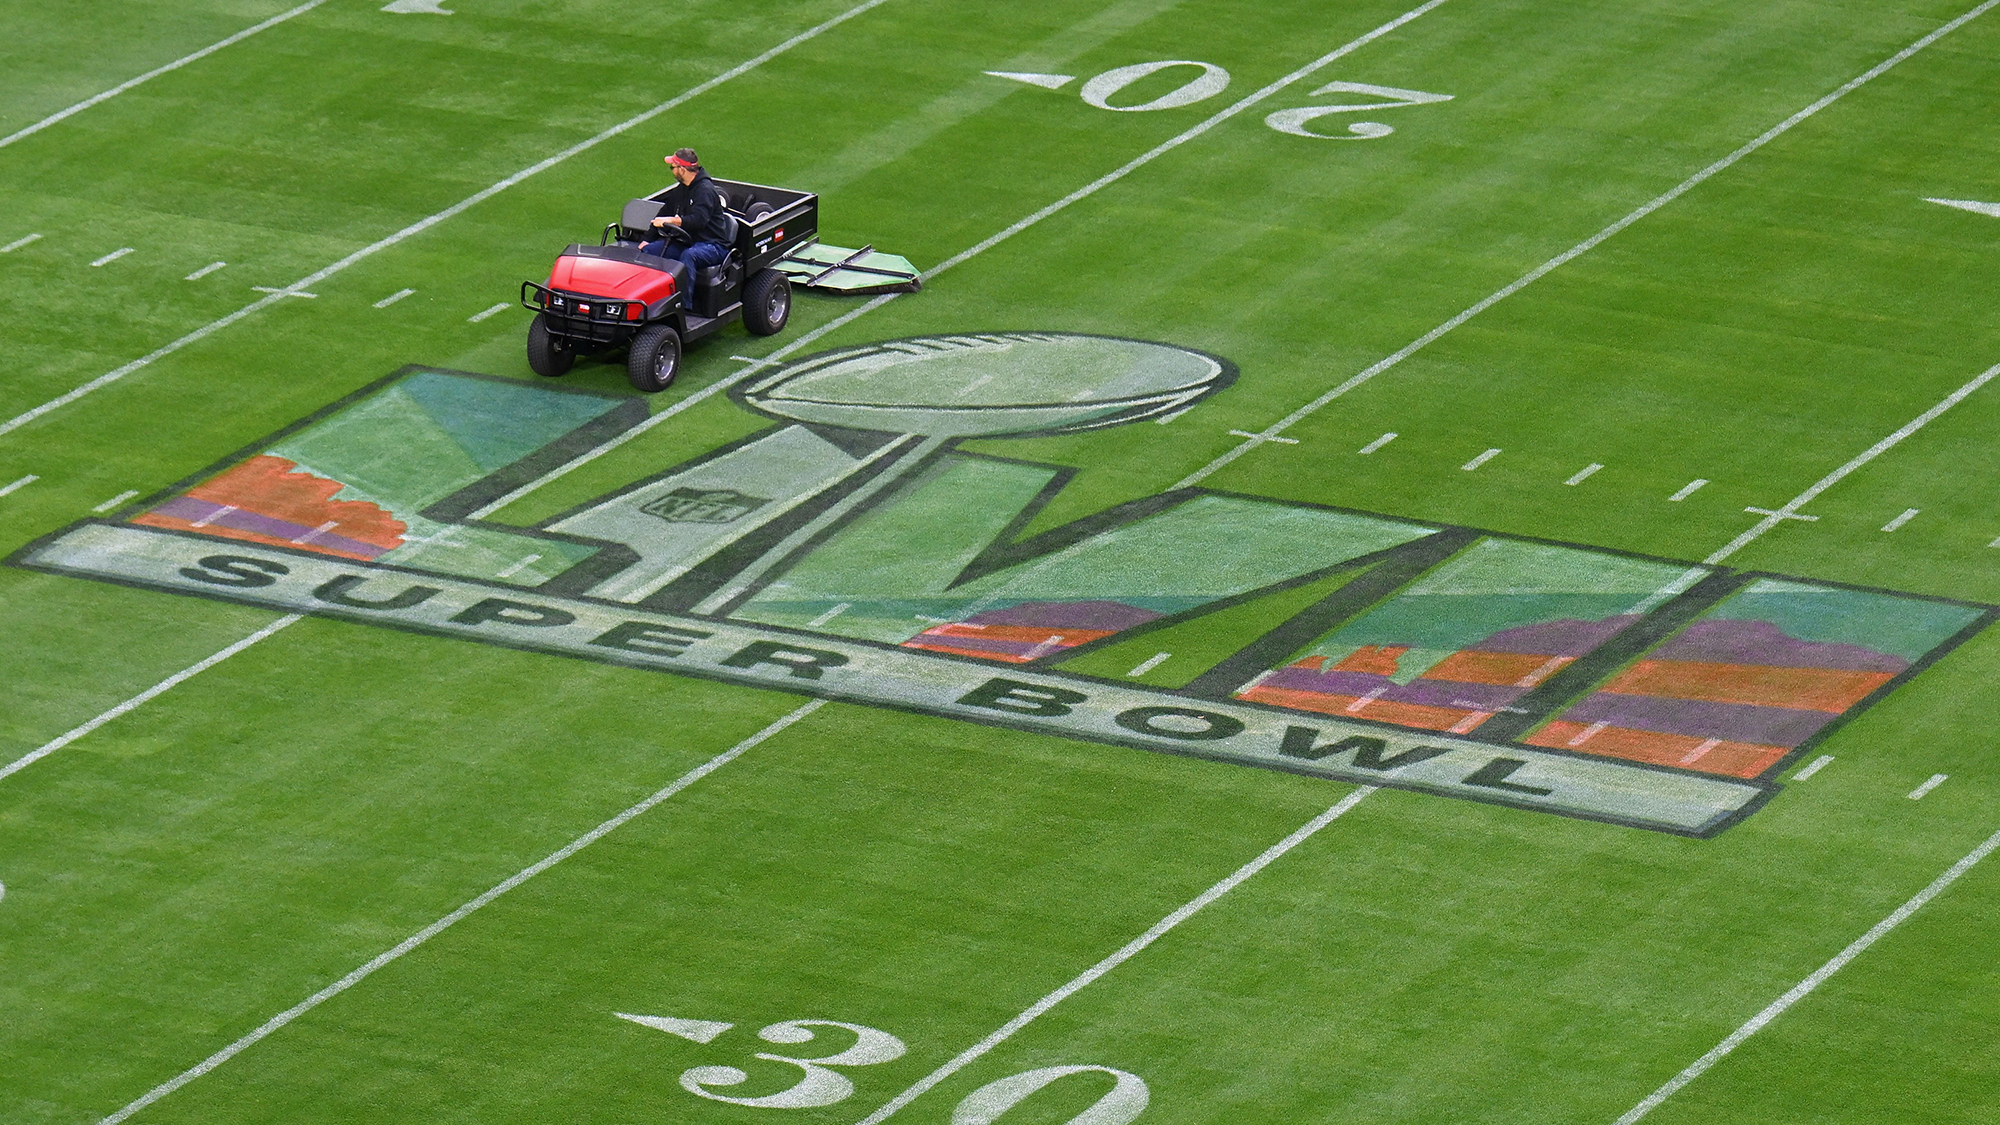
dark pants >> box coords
[641,239,729,287]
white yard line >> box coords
[0,473,38,498]
[1126,652,1172,677]
[852,787,1377,1125]
[467,302,510,323]
[1358,432,1398,454]
[0,0,331,150]
[1907,773,1948,800]
[0,0,897,441]
[0,614,301,784]
[97,698,825,1125]
[1174,0,2000,491]
[1461,447,1501,471]
[467,0,1457,519]
[90,489,140,513]
[1791,754,1834,781]
[1703,360,2000,565]
[2,232,44,253]
[373,288,416,308]
[90,248,134,267]
[1880,507,1919,532]
[1565,462,1604,485]
[184,261,227,281]
[1668,478,1708,501]
[1611,819,2000,1125]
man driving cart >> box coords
[643,148,732,279]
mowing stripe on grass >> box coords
[0,614,301,784]
[1703,360,2000,564]
[1610,817,2000,1125]
[852,786,1378,1124]
[1175,0,2000,490]
[0,0,895,441]
[0,0,331,150]
[96,697,826,1125]
[468,0,1456,518]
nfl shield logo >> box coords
[641,487,770,524]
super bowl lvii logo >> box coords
[18,334,1991,836]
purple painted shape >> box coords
[148,497,390,559]
[1559,691,1835,747]
[1655,619,1907,672]
[965,600,1161,631]
[1255,667,1523,711]
[1470,616,1640,656]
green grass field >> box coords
[5,1,2000,1122]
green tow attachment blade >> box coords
[775,243,923,294]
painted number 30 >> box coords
[619,1012,1150,1123]
[1021,60,1452,139]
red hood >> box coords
[547,253,678,302]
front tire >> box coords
[626,323,682,392]
[527,314,574,378]
[743,269,791,336]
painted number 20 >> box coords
[1067,61,1451,139]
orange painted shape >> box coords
[917,624,1114,646]
[1526,721,1787,778]
[1602,660,1895,713]
[903,640,1034,663]
[183,455,405,550]
[1238,685,1476,732]
[1331,644,1408,676]
[1422,650,1572,687]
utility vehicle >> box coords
[520,179,817,391]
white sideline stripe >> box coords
[467,0,1454,520]
[373,288,415,308]
[0,614,301,785]
[1610,818,2000,1125]
[1880,507,1919,532]
[0,0,331,150]
[184,261,227,281]
[91,489,140,513]
[0,473,38,498]
[1461,447,1501,471]
[1358,431,1397,454]
[1173,0,2000,491]
[1565,462,1604,485]
[1703,360,2000,564]
[98,698,825,1125]
[0,0,895,442]
[1126,651,1172,677]
[1791,754,1834,781]
[1668,478,1708,501]
[91,248,135,267]
[2,233,44,253]
[1908,773,1948,800]
[852,787,1377,1125]
[467,302,510,323]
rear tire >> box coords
[527,314,573,378]
[743,269,791,336]
[627,323,682,392]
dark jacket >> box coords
[676,171,731,245]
